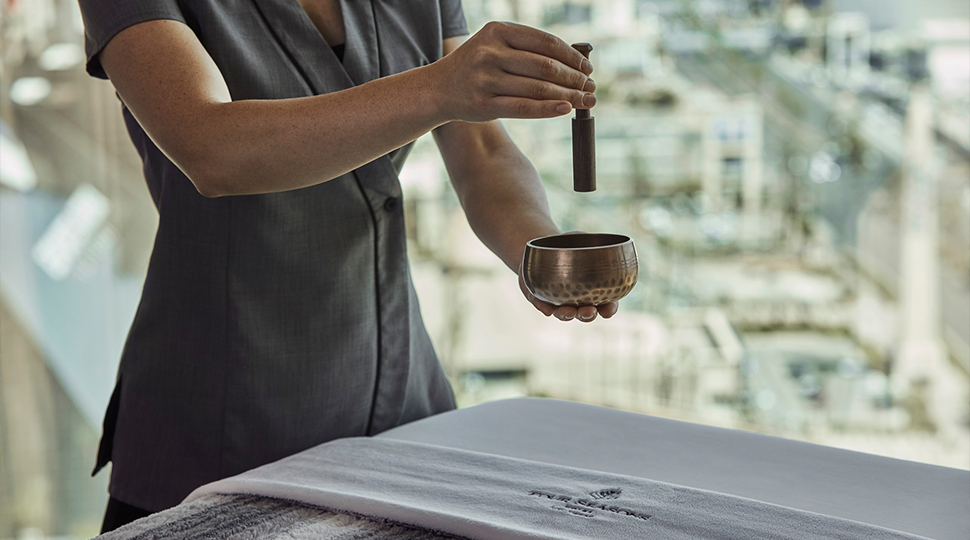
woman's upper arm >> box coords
[98,19,231,184]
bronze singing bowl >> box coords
[523,233,638,307]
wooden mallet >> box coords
[571,42,595,192]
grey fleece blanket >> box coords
[98,493,459,540]
[179,437,928,540]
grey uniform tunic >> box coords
[79,0,468,512]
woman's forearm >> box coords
[189,67,445,196]
[463,161,561,273]
[101,20,447,197]
[435,121,560,272]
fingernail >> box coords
[583,78,596,93]
[581,59,593,75]
[582,93,596,107]
[556,102,571,114]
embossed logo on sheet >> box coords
[589,487,622,500]
[527,487,651,521]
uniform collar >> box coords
[251,0,399,199]
[339,0,381,86]
[251,0,381,93]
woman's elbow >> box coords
[180,153,236,198]
[183,167,225,198]
[188,174,222,198]
[192,176,227,198]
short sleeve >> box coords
[439,0,469,40]
[78,0,186,79]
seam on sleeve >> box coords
[441,25,470,40]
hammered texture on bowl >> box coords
[523,233,639,307]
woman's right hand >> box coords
[429,22,596,123]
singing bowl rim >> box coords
[526,232,633,251]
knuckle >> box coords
[471,47,491,66]
[478,72,497,93]
[482,21,505,37]
[529,80,548,99]
[543,33,561,51]
[576,73,590,89]
[542,34,571,53]
[540,58,559,78]
[472,92,490,110]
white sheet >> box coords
[184,437,929,540]
[380,398,970,540]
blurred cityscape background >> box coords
[1,0,968,537]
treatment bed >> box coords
[98,398,970,540]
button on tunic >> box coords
[79,0,468,511]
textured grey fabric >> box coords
[185,437,931,540]
[379,398,970,540]
[77,0,468,512]
[97,493,462,540]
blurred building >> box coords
[421,0,970,466]
[1,0,153,536]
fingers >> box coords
[494,22,593,77]
[487,73,594,110]
[554,305,578,321]
[440,21,597,122]
[488,96,572,119]
[537,300,621,322]
[500,49,594,95]
[553,305,601,322]
[576,306,598,322]
[598,302,619,319]
[531,297,557,317]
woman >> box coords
[78,0,615,530]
